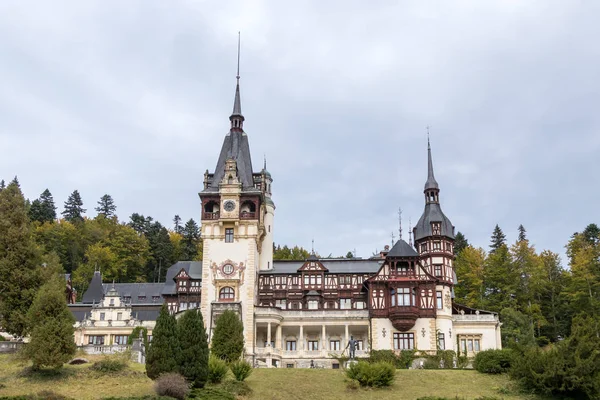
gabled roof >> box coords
[162,261,203,295]
[298,257,328,272]
[386,239,419,258]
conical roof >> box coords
[387,239,419,257]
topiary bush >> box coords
[154,372,190,400]
[474,349,513,374]
[208,356,229,384]
[346,361,395,388]
[91,357,127,373]
[229,359,252,382]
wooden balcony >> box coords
[203,212,219,220]
[240,211,257,220]
[389,306,419,331]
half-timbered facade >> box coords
[68,67,501,367]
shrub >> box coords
[127,327,148,346]
[474,349,513,374]
[229,359,252,382]
[210,311,244,363]
[154,372,190,400]
[346,361,395,388]
[187,387,235,400]
[208,356,229,384]
[221,379,252,396]
[397,350,415,369]
[346,379,360,390]
[91,357,127,373]
[369,350,397,365]
[422,357,440,369]
[0,335,5,341]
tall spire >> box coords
[230,32,244,129]
[424,127,439,191]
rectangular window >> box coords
[147,335,153,342]
[397,287,411,306]
[461,339,467,353]
[117,312,122,321]
[438,333,445,350]
[475,339,481,352]
[308,300,319,310]
[421,243,428,253]
[286,341,297,351]
[114,335,128,345]
[356,340,364,351]
[354,301,366,310]
[433,241,441,251]
[100,312,105,321]
[340,298,352,309]
[275,299,287,309]
[434,265,442,277]
[286,364,294,368]
[468,339,473,352]
[225,228,234,243]
[307,340,319,351]
[303,276,309,285]
[436,291,443,309]
[332,363,340,369]
[393,333,414,350]
[88,335,105,345]
[330,340,340,351]
[109,298,114,306]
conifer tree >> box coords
[29,189,57,223]
[95,194,117,217]
[178,310,209,388]
[181,219,200,260]
[518,224,527,242]
[489,224,507,253]
[0,179,5,190]
[454,231,469,255]
[0,180,42,336]
[173,215,183,233]
[211,310,244,363]
[62,190,86,222]
[25,277,76,369]
[146,303,180,379]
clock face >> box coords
[223,200,236,212]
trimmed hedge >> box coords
[473,349,513,374]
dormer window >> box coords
[432,223,441,236]
[109,299,114,307]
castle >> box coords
[70,67,502,368]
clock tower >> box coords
[199,63,275,356]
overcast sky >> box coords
[1,1,598,263]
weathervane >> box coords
[399,207,403,241]
[236,31,241,81]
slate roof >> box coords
[260,259,383,275]
[413,203,455,241]
[162,261,203,295]
[82,271,104,304]
[386,239,419,257]
[102,283,164,305]
[425,140,439,190]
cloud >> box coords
[1,0,599,264]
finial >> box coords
[311,238,315,254]
[236,31,241,81]
[398,207,403,240]
[391,231,395,246]
[264,154,267,170]
[427,125,431,148]
[112,279,115,289]
[409,217,413,246]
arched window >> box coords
[219,287,235,301]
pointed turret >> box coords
[425,138,439,191]
[229,33,244,131]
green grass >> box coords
[244,368,545,400]
[0,354,548,400]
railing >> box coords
[255,307,369,320]
[202,212,219,220]
[255,347,282,356]
[453,314,498,322]
[0,342,24,353]
[81,344,130,355]
[240,211,256,219]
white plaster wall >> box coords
[453,323,501,350]
[259,204,274,271]
[371,317,436,352]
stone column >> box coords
[299,325,304,352]
[321,325,327,354]
[344,324,349,351]
[276,324,282,350]
[267,322,272,347]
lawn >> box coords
[0,354,546,400]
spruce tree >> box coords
[181,219,200,260]
[518,224,527,242]
[95,194,117,217]
[178,310,209,388]
[25,277,76,369]
[0,179,5,190]
[29,189,57,223]
[454,231,469,255]
[146,303,180,379]
[62,190,86,222]
[0,180,42,336]
[173,214,182,233]
[128,213,149,235]
[489,224,507,253]
[211,310,244,363]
